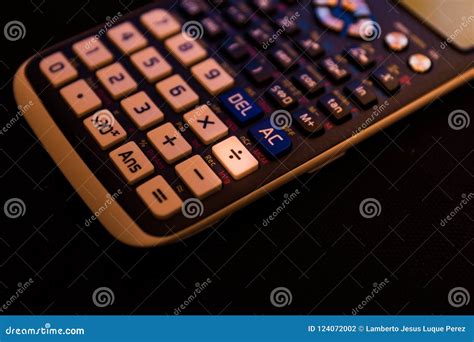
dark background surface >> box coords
[0,0,473,315]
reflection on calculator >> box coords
[14,0,474,246]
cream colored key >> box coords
[120,91,164,130]
[191,58,234,95]
[212,136,259,180]
[40,52,78,87]
[136,175,182,220]
[165,33,207,67]
[109,141,154,185]
[140,9,181,40]
[183,105,228,145]
[107,21,148,55]
[96,62,137,99]
[83,109,127,149]
[147,122,192,164]
[156,74,199,112]
[60,79,102,117]
[130,46,172,82]
[175,155,222,199]
[73,37,113,70]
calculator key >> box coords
[408,53,432,73]
[315,7,345,32]
[107,22,147,55]
[39,52,78,87]
[295,37,325,59]
[270,46,298,71]
[313,0,338,6]
[248,118,292,159]
[266,83,297,109]
[191,58,235,96]
[371,67,400,94]
[73,37,113,70]
[156,74,199,112]
[225,5,248,27]
[253,0,276,13]
[341,0,357,12]
[212,136,259,180]
[291,68,324,97]
[344,46,375,70]
[354,3,371,17]
[245,60,274,85]
[175,155,222,199]
[291,108,324,136]
[83,109,127,149]
[318,92,352,123]
[60,79,102,117]
[147,122,192,164]
[109,141,154,185]
[347,19,375,39]
[384,31,409,52]
[247,27,272,48]
[120,91,164,130]
[201,17,223,39]
[96,63,137,100]
[274,14,300,35]
[219,87,263,125]
[344,80,377,109]
[130,46,172,82]
[183,104,228,145]
[320,56,351,83]
[223,38,249,62]
[180,0,206,17]
[141,9,182,40]
[136,175,183,220]
[165,33,208,67]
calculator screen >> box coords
[400,0,474,51]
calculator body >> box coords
[14,0,474,246]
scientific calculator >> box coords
[14,0,474,246]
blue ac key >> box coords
[248,118,292,159]
[219,87,263,125]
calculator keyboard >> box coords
[24,0,472,237]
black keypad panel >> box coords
[24,0,472,238]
